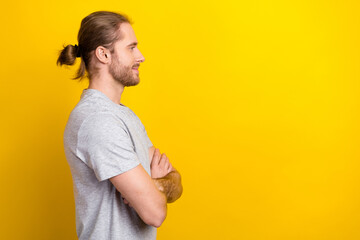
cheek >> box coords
[119,53,135,65]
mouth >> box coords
[132,66,139,73]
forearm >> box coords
[152,169,183,203]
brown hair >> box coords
[56,11,132,81]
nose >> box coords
[136,50,145,63]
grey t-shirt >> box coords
[63,88,156,240]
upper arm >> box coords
[109,164,167,227]
[77,113,141,181]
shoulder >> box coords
[80,112,128,135]
[124,107,146,130]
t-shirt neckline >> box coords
[82,88,127,107]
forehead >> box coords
[116,22,137,46]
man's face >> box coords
[109,23,145,87]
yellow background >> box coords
[1,0,359,239]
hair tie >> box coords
[74,44,81,58]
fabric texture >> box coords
[63,88,156,240]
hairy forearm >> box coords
[153,169,183,203]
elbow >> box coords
[176,183,183,201]
[147,211,166,228]
[143,205,167,228]
[142,194,167,228]
[168,176,183,203]
[168,184,183,203]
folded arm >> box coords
[117,146,183,226]
[153,168,183,203]
[149,146,183,203]
[109,165,167,228]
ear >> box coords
[94,46,111,64]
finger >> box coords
[164,160,169,172]
[154,149,161,163]
[165,155,171,169]
[159,153,167,167]
[168,162,173,173]
[151,149,161,166]
[149,147,156,163]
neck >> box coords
[88,76,125,105]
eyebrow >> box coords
[127,42,138,47]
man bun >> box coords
[56,44,78,66]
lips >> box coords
[132,67,139,73]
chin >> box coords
[125,79,140,87]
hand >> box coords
[150,148,173,179]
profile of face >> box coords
[109,23,145,87]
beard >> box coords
[109,57,140,87]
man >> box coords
[58,11,183,240]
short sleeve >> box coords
[76,113,140,181]
[126,107,153,149]
[143,127,153,149]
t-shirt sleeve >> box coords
[143,127,153,149]
[127,108,153,149]
[76,112,140,181]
